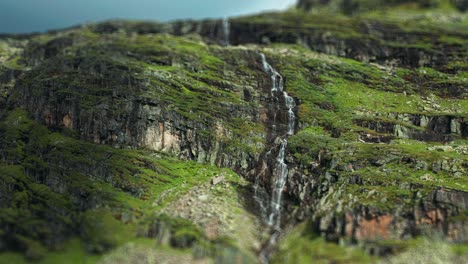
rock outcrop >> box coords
[12,34,273,177]
[297,0,468,13]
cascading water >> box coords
[257,52,296,228]
[267,139,288,227]
[260,53,284,93]
[284,92,296,136]
[222,18,230,46]
[255,53,296,263]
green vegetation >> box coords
[289,126,342,166]
[261,41,467,255]
[232,1,468,80]
[258,45,467,149]
[382,237,467,263]
[0,1,467,262]
[273,223,375,264]
[0,239,101,264]
[13,32,265,160]
[0,109,246,263]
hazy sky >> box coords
[0,0,296,34]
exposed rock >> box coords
[211,176,226,185]
[427,146,454,152]
[355,114,467,142]
[285,137,468,251]
[433,188,467,210]
[160,178,262,253]
[12,35,270,177]
[297,0,468,13]
[420,174,435,181]
[100,242,209,264]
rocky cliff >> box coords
[0,0,467,263]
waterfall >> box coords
[267,139,288,227]
[222,18,230,46]
[260,53,284,92]
[257,52,296,228]
[255,52,297,263]
[284,92,296,135]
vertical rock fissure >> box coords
[255,52,297,263]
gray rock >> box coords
[211,176,225,185]
[198,195,209,202]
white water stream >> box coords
[222,18,230,46]
[255,53,297,263]
[258,53,296,228]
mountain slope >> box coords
[0,1,467,263]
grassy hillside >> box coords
[0,1,466,263]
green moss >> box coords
[0,239,103,264]
[11,33,264,161]
[273,223,375,264]
[234,11,362,39]
[256,44,467,214]
[235,4,467,66]
[330,140,467,210]
[289,126,342,165]
[261,44,467,142]
[381,237,466,263]
[81,209,132,253]
[3,55,25,70]
[0,252,26,264]
[0,7,466,262]
[0,109,247,261]
[451,243,468,256]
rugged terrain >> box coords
[0,0,467,263]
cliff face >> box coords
[14,33,267,175]
[297,0,468,13]
[0,0,467,263]
[94,12,467,71]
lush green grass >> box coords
[233,41,468,221]
[3,55,25,70]
[0,109,245,262]
[13,33,265,160]
[258,44,467,215]
[234,3,468,54]
[261,44,467,135]
[321,137,467,210]
[0,7,466,262]
[0,239,102,264]
[273,223,375,264]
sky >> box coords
[0,0,296,34]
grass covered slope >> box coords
[262,44,467,258]
[0,0,467,263]
[13,30,265,154]
[0,110,258,263]
[230,0,468,69]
